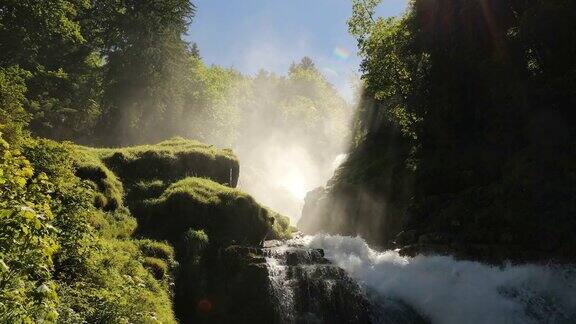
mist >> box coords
[219,62,356,224]
[236,132,345,224]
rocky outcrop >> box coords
[183,240,428,324]
[298,137,576,264]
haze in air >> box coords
[1,0,575,323]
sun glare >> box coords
[279,167,308,201]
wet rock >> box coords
[395,230,420,245]
[417,232,452,245]
[264,243,373,324]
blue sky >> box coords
[186,0,407,101]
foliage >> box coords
[0,0,103,141]
[0,0,196,144]
[307,0,576,262]
[95,0,196,145]
[0,66,31,145]
[234,58,351,163]
[0,135,58,322]
[178,57,243,146]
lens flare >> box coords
[333,46,350,60]
[197,299,212,313]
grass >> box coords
[72,148,125,211]
[81,137,240,188]
[56,238,177,323]
[137,239,176,263]
[88,208,137,239]
[140,177,292,247]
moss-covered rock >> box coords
[139,177,291,247]
[87,137,239,188]
[62,138,296,322]
[72,148,125,211]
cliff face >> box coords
[75,138,293,322]
[298,127,415,248]
[302,0,576,265]
[299,130,576,264]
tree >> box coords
[95,0,196,145]
[0,67,31,144]
[0,0,102,141]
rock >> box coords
[395,230,420,245]
[417,232,452,245]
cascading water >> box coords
[265,245,297,323]
[263,239,377,323]
[303,234,576,324]
[262,237,428,324]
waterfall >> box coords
[265,244,297,323]
[263,239,378,323]
[263,238,428,323]
[304,234,576,324]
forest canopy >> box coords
[0,0,349,150]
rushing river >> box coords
[305,234,576,324]
[263,234,576,324]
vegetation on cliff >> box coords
[141,177,292,246]
[301,0,576,263]
[0,136,178,322]
[1,119,291,322]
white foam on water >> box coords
[303,234,576,324]
[266,255,296,323]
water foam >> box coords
[304,234,576,324]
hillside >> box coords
[0,136,291,322]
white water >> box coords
[266,249,296,323]
[303,234,576,324]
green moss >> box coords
[72,148,124,211]
[140,177,291,246]
[143,256,169,280]
[84,137,240,188]
[137,239,175,263]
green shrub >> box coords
[0,67,31,145]
[0,135,59,322]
